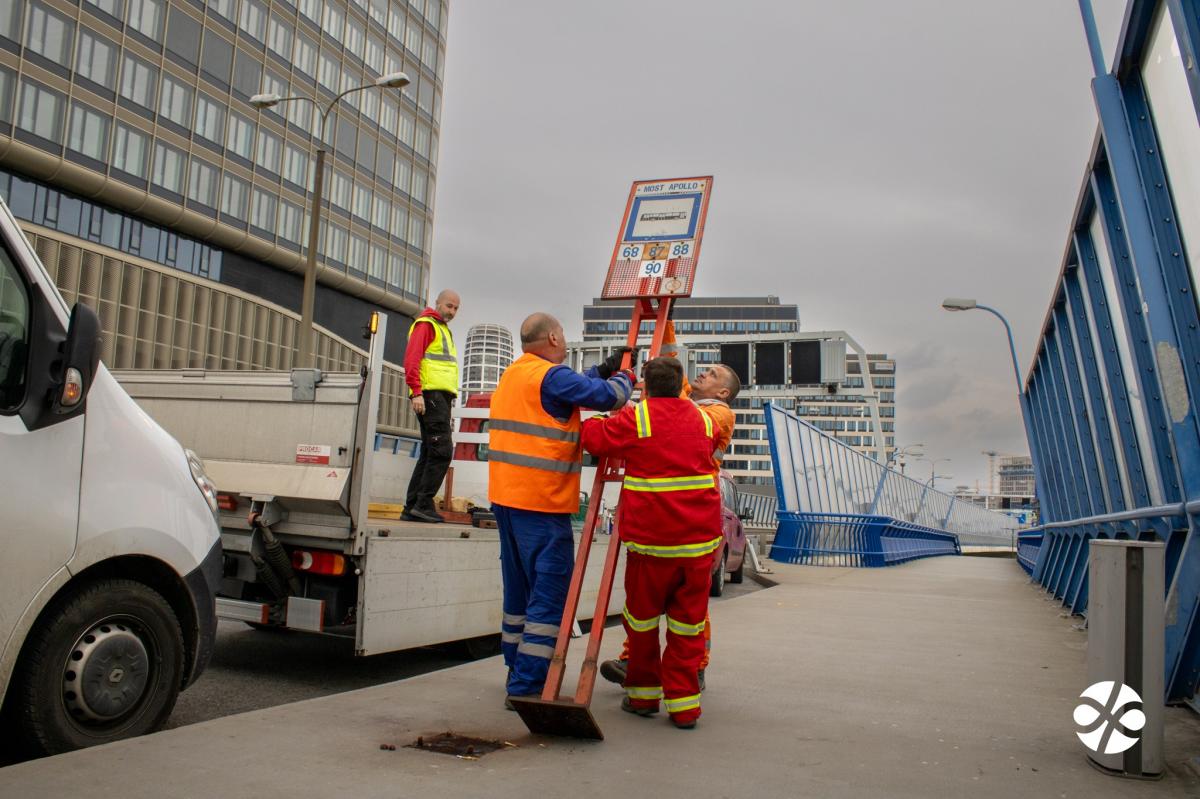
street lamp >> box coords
[250,71,411,368]
[913,457,951,487]
[890,443,925,474]
[941,297,1049,516]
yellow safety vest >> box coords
[408,316,458,395]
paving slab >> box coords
[1,556,1198,798]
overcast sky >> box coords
[429,1,1128,493]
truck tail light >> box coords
[291,549,347,576]
[217,493,239,511]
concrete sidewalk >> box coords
[2,557,1198,798]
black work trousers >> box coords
[406,390,455,513]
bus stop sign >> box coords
[601,176,714,300]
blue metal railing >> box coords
[765,404,1014,568]
[771,512,960,567]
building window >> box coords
[283,146,311,191]
[353,184,372,221]
[250,187,277,232]
[410,167,425,204]
[372,194,390,229]
[194,93,226,144]
[388,4,405,41]
[159,73,193,127]
[202,31,235,85]
[187,158,218,206]
[85,0,125,19]
[393,158,410,196]
[346,18,364,59]
[379,98,398,137]
[151,141,185,193]
[165,6,201,65]
[267,14,292,60]
[322,2,344,40]
[293,31,317,78]
[17,79,65,142]
[318,52,339,92]
[207,0,234,22]
[226,111,254,160]
[369,243,387,281]
[75,29,118,90]
[328,169,351,211]
[0,0,22,40]
[25,2,75,67]
[67,102,110,160]
[119,52,157,108]
[127,0,164,40]
[348,234,368,273]
[366,34,384,74]
[219,173,248,218]
[397,108,414,147]
[388,252,404,287]
[112,123,149,178]
[254,128,281,174]
[391,203,407,242]
[277,199,303,242]
[298,0,320,25]
[322,222,347,264]
[408,214,424,252]
[238,0,266,42]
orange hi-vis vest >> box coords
[488,353,583,513]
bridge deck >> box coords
[1,557,1197,797]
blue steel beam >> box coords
[1053,301,1107,516]
[1090,163,1182,505]
[1064,257,1127,512]
[1044,318,1098,516]
[1028,364,1066,519]
[1090,50,1200,700]
[1025,368,1066,521]
[1076,227,1154,507]
[1037,347,1085,519]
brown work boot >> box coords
[600,658,628,685]
[621,697,659,717]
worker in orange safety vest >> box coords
[582,356,722,729]
[600,320,740,690]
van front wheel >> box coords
[12,579,185,756]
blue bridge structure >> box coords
[764,0,1200,713]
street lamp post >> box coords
[868,443,924,514]
[251,72,410,368]
[941,297,1050,518]
[913,456,952,489]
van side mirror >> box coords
[51,303,101,414]
[737,512,754,522]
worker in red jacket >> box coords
[581,357,721,729]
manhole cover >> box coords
[407,732,510,759]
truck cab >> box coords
[0,199,222,756]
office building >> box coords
[0,0,447,432]
[570,296,895,486]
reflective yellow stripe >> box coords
[699,407,713,437]
[622,606,660,632]
[623,474,715,492]
[664,694,701,713]
[623,536,724,558]
[626,685,664,700]
[635,401,652,439]
[666,616,706,636]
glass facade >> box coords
[0,0,445,312]
[461,322,514,397]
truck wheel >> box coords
[11,579,184,756]
[710,552,727,598]
[729,557,745,584]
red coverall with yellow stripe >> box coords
[581,398,721,724]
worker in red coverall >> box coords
[600,320,741,691]
[581,357,722,729]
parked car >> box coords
[712,471,749,596]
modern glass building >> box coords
[581,295,800,340]
[459,321,512,399]
[0,0,447,432]
[571,295,896,486]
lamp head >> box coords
[941,297,977,312]
[376,71,411,89]
[249,93,282,109]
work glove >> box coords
[597,347,636,379]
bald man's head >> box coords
[434,290,460,322]
[520,312,567,364]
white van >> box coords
[0,199,222,756]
